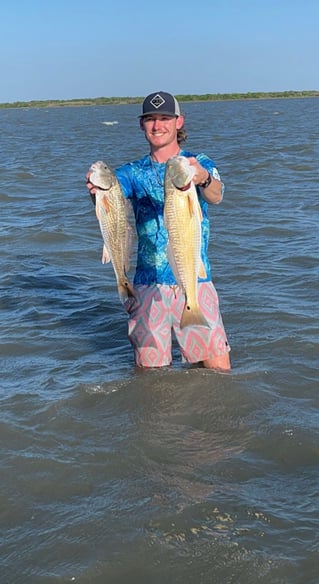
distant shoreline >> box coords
[1,90,318,109]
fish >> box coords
[89,160,136,303]
[164,155,209,329]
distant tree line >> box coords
[0,91,318,109]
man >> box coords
[87,91,231,371]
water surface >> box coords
[1,98,318,583]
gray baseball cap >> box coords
[139,91,181,117]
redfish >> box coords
[164,156,208,329]
[89,161,136,303]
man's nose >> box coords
[152,119,162,129]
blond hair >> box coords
[177,128,187,144]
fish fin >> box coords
[118,279,137,303]
[198,260,207,279]
[187,193,196,217]
[95,193,109,220]
[180,302,209,330]
[101,245,111,264]
[101,195,111,212]
[187,189,203,221]
[96,202,113,264]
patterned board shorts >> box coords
[123,281,230,367]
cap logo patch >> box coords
[150,94,165,109]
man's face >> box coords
[140,114,184,148]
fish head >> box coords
[166,155,195,189]
[89,160,114,191]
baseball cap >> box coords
[139,91,181,117]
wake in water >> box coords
[101,120,119,126]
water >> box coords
[1,98,318,583]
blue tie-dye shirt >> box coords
[115,150,223,286]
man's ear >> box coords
[139,118,145,131]
[176,115,185,130]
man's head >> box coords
[139,91,187,147]
[139,91,181,118]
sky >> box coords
[1,0,318,103]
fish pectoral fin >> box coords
[101,195,111,212]
[101,245,111,264]
[187,193,196,217]
[187,192,203,222]
[95,194,111,219]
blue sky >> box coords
[1,0,318,103]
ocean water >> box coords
[0,98,318,583]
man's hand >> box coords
[187,157,210,186]
[85,170,97,204]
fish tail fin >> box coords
[180,302,209,329]
[118,279,137,304]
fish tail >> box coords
[118,280,137,303]
[180,302,209,329]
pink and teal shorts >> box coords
[124,282,230,367]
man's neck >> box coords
[150,143,181,164]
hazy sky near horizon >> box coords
[1,0,318,103]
